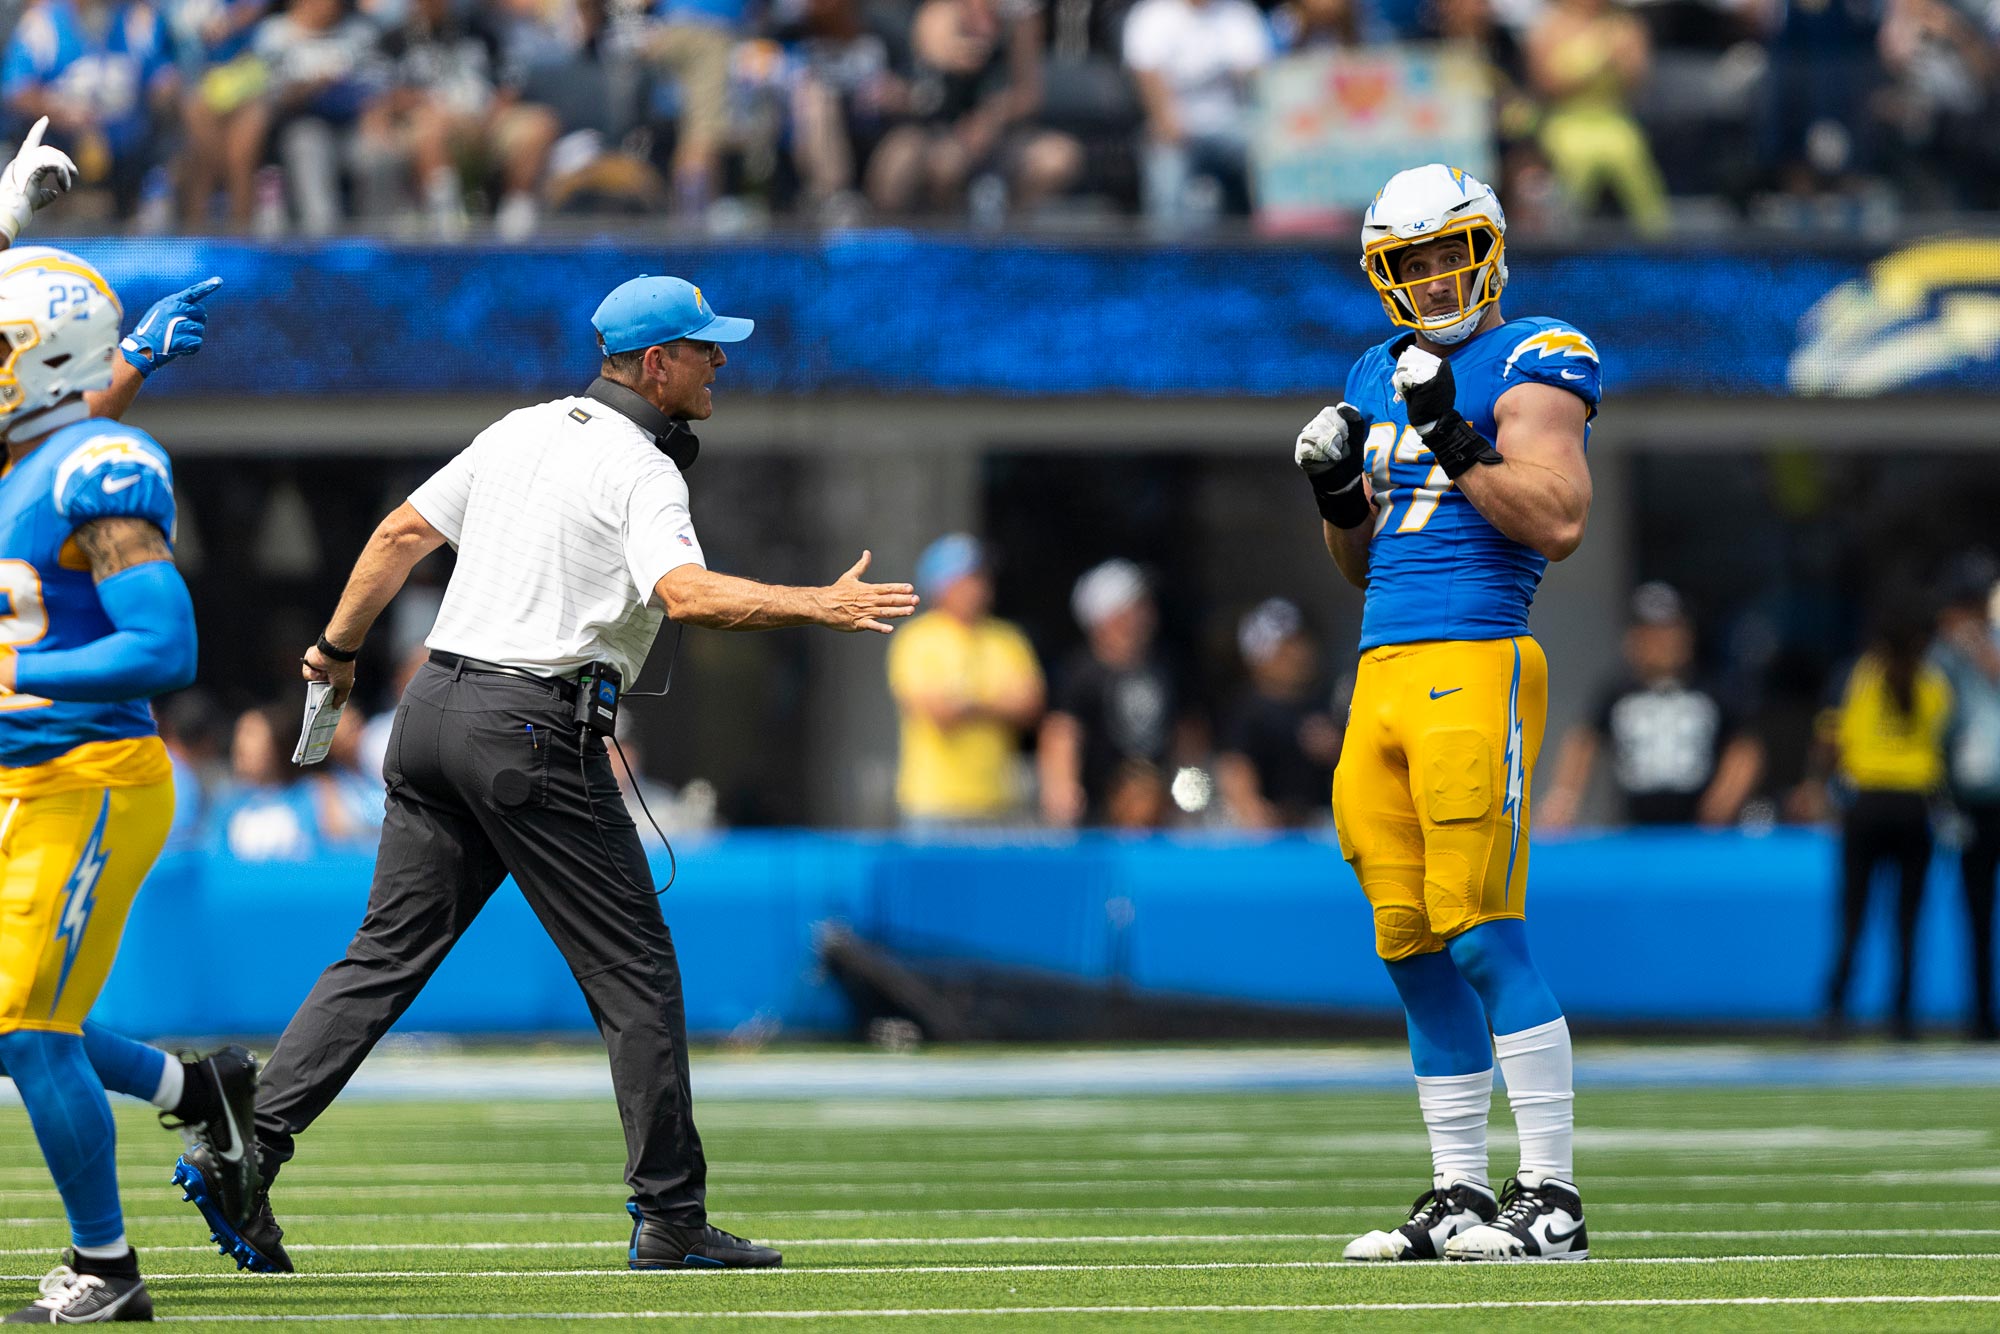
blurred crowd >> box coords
[3,0,1995,236]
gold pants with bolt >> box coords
[1333,637,1547,961]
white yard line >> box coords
[7,1229,2000,1259]
[7,1253,2000,1283]
[142,1295,2000,1323]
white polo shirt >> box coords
[408,395,706,681]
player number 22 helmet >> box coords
[0,245,122,427]
[1360,164,1509,347]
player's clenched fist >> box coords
[1389,333,1501,480]
[1295,402,1373,529]
[1389,334,1456,429]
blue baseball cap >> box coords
[592,276,754,355]
[916,533,983,596]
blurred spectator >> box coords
[254,0,390,234]
[157,689,231,850]
[1755,0,1882,202]
[3,0,180,219]
[177,0,275,229]
[1214,597,1340,830]
[1524,0,1671,234]
[365,0,561,238]
[214,702,318,860]
[1820,594,1951,1040]
[503,0,669,219]
[1122,0,1270,231]
[1930,551,2000,1040]
[1271,0,1385,50]
[887,533,1046,826]
[642,0,745,216]
[214,702,381,860]
[867,0,1081,219]
[778,0,912,223]
[1039,558,1188,829]
[1423,0,1550,223]
[1874,0,1999,210]
[1541,582,1764,829]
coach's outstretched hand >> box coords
[0,116,77,245]
[820,551,919,634]
[122,277,224,378]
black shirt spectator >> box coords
[1542,582,1765,828]
[1216,597,1339,828]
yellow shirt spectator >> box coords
[889,608,1045,820]
[1833,653,1952,793]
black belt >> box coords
[428,650,579,704]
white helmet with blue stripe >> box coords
[1360,164,1509,347]
[0,245,121,432]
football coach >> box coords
[178,277,918,1274]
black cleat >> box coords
[172,1148,292,1273]
[1445,1174,1589,1261]
[627,1205,782,1270]
[1342,1177,1498,1261]
[160,1047,259,1228]
[3,1266,152,1323]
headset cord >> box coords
[579,730,679,897]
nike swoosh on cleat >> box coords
[1429,687,1462,700]
[102,474,141,494]
[212,1070,247,1163]
[1543,1222,1585,1246]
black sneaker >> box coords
[172,1149,292,1273]
[1342,1177,1498,1261]
[1445,1174,1589,1261]
[3,1266,152,1323]
[627,1205,782,1270]
[160,1047,259,1227]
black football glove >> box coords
[1294,402,1373,529]
[1389,333,1500,481]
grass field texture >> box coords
[3,1064,1998,1330]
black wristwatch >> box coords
[315,634,360,664]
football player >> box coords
[1295,164,1599,1262]
[0,129,243,1322]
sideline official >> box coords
[178,276,917,1274]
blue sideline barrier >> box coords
[46,235,2000,400]
[91,830,1993,1040]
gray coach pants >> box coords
[253,659,707,1227]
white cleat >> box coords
[1342,1176,1497,1261]
[1444,1173,1589,1261]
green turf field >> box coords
[3,1072,1998,1330]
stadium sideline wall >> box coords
[99,831,1984,1039]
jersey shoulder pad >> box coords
[52,425,176,533]
[1495,317,1601,406]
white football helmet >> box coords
[1360,164,1508,346]
[0,246,121,430]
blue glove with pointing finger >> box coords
[120,276,223,378]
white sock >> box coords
[150,1057,184,1113]
[71,1238,130,1261]
[1414,1068,1492,1189]
[1494,1015,1574,1183]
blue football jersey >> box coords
[1343,316,1602,651]
[0,419,178,768]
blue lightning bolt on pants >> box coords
[0,778,176,1251]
